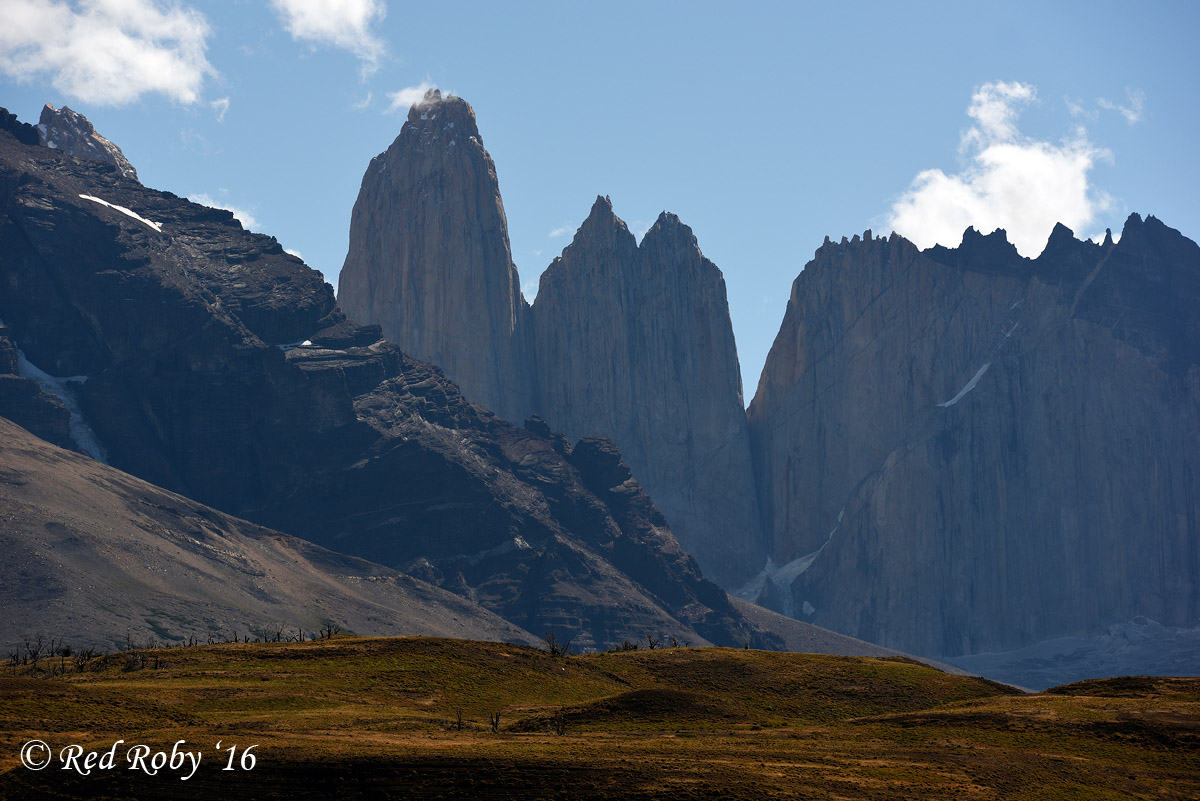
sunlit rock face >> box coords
[338,89,534,423]
[747,219,1200,657]
[38,104,138,181]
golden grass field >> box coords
[1,636,1197,799]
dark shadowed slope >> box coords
[0,415,538,651]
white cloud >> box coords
[190,192,260,231]
[270,0,386,76]
[285,248,303,259]
[547,223,574,238]
[385,81,435,113]
[1098,88,1145,125]
[887,81,1112,258]
[0,0,214,106]
[211,96,229,122]
[351,91,373,111]
[1065,96,1097,122]
[962,81,1036,147]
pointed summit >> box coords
[579,194,624,231]
[531,198,764,586]
[405,88,481,142]
[37,104,137,181]
[641,211,698,251]
[338,93,532,421]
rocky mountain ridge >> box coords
[339,90,766,587]
[337,91,1197,679]
[746,218,1200,657]
[0,108,792,653]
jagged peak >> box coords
[404,88,480,142]
[1122,211,1144,235]
[578,194,628,235]
[1046,222,1076,246]
[36,103,138,181]
[641,209,699,251]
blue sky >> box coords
[2,0,1197,401]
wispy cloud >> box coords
[270,0,386,77]
[190,192,260,231]
[887,81,1112,257]
[1098,88,1145,125]
[385,81,435,113]
[548,223,574,238]
[211,96,230,122]
[0,0,214,106]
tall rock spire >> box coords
[340,96,766,588]
[338,89,533,421]
[531,201,766,587]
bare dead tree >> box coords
[543,631,572,658]
[25,633,47,667]
[552,708,567,736]
[489,712,501,733]
[645,632,660,650]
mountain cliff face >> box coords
[531,198,765,586]
[338,96,766,588]
[337,89,532,422]
[747,221,1200,657]
[0,113,775,652]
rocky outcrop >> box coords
[37,104,138,181]
[747,221,1200,657]
[0,117,776,652]
[337,89,532,421]
[531,198,766,586]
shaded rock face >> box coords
[337,89,532,421]
[0,323,73,450]
[38,104,138,181]
[531,198,766,587]
[747,221,1200,657]
[338,94,766,588]
[0,121,769,652]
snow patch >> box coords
[937,362,991,408]
[733,507,845,616]
[277,339,313,352]
[15,350,108,463]
[78,194,162,232]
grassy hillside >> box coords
[1,637,1197,799]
